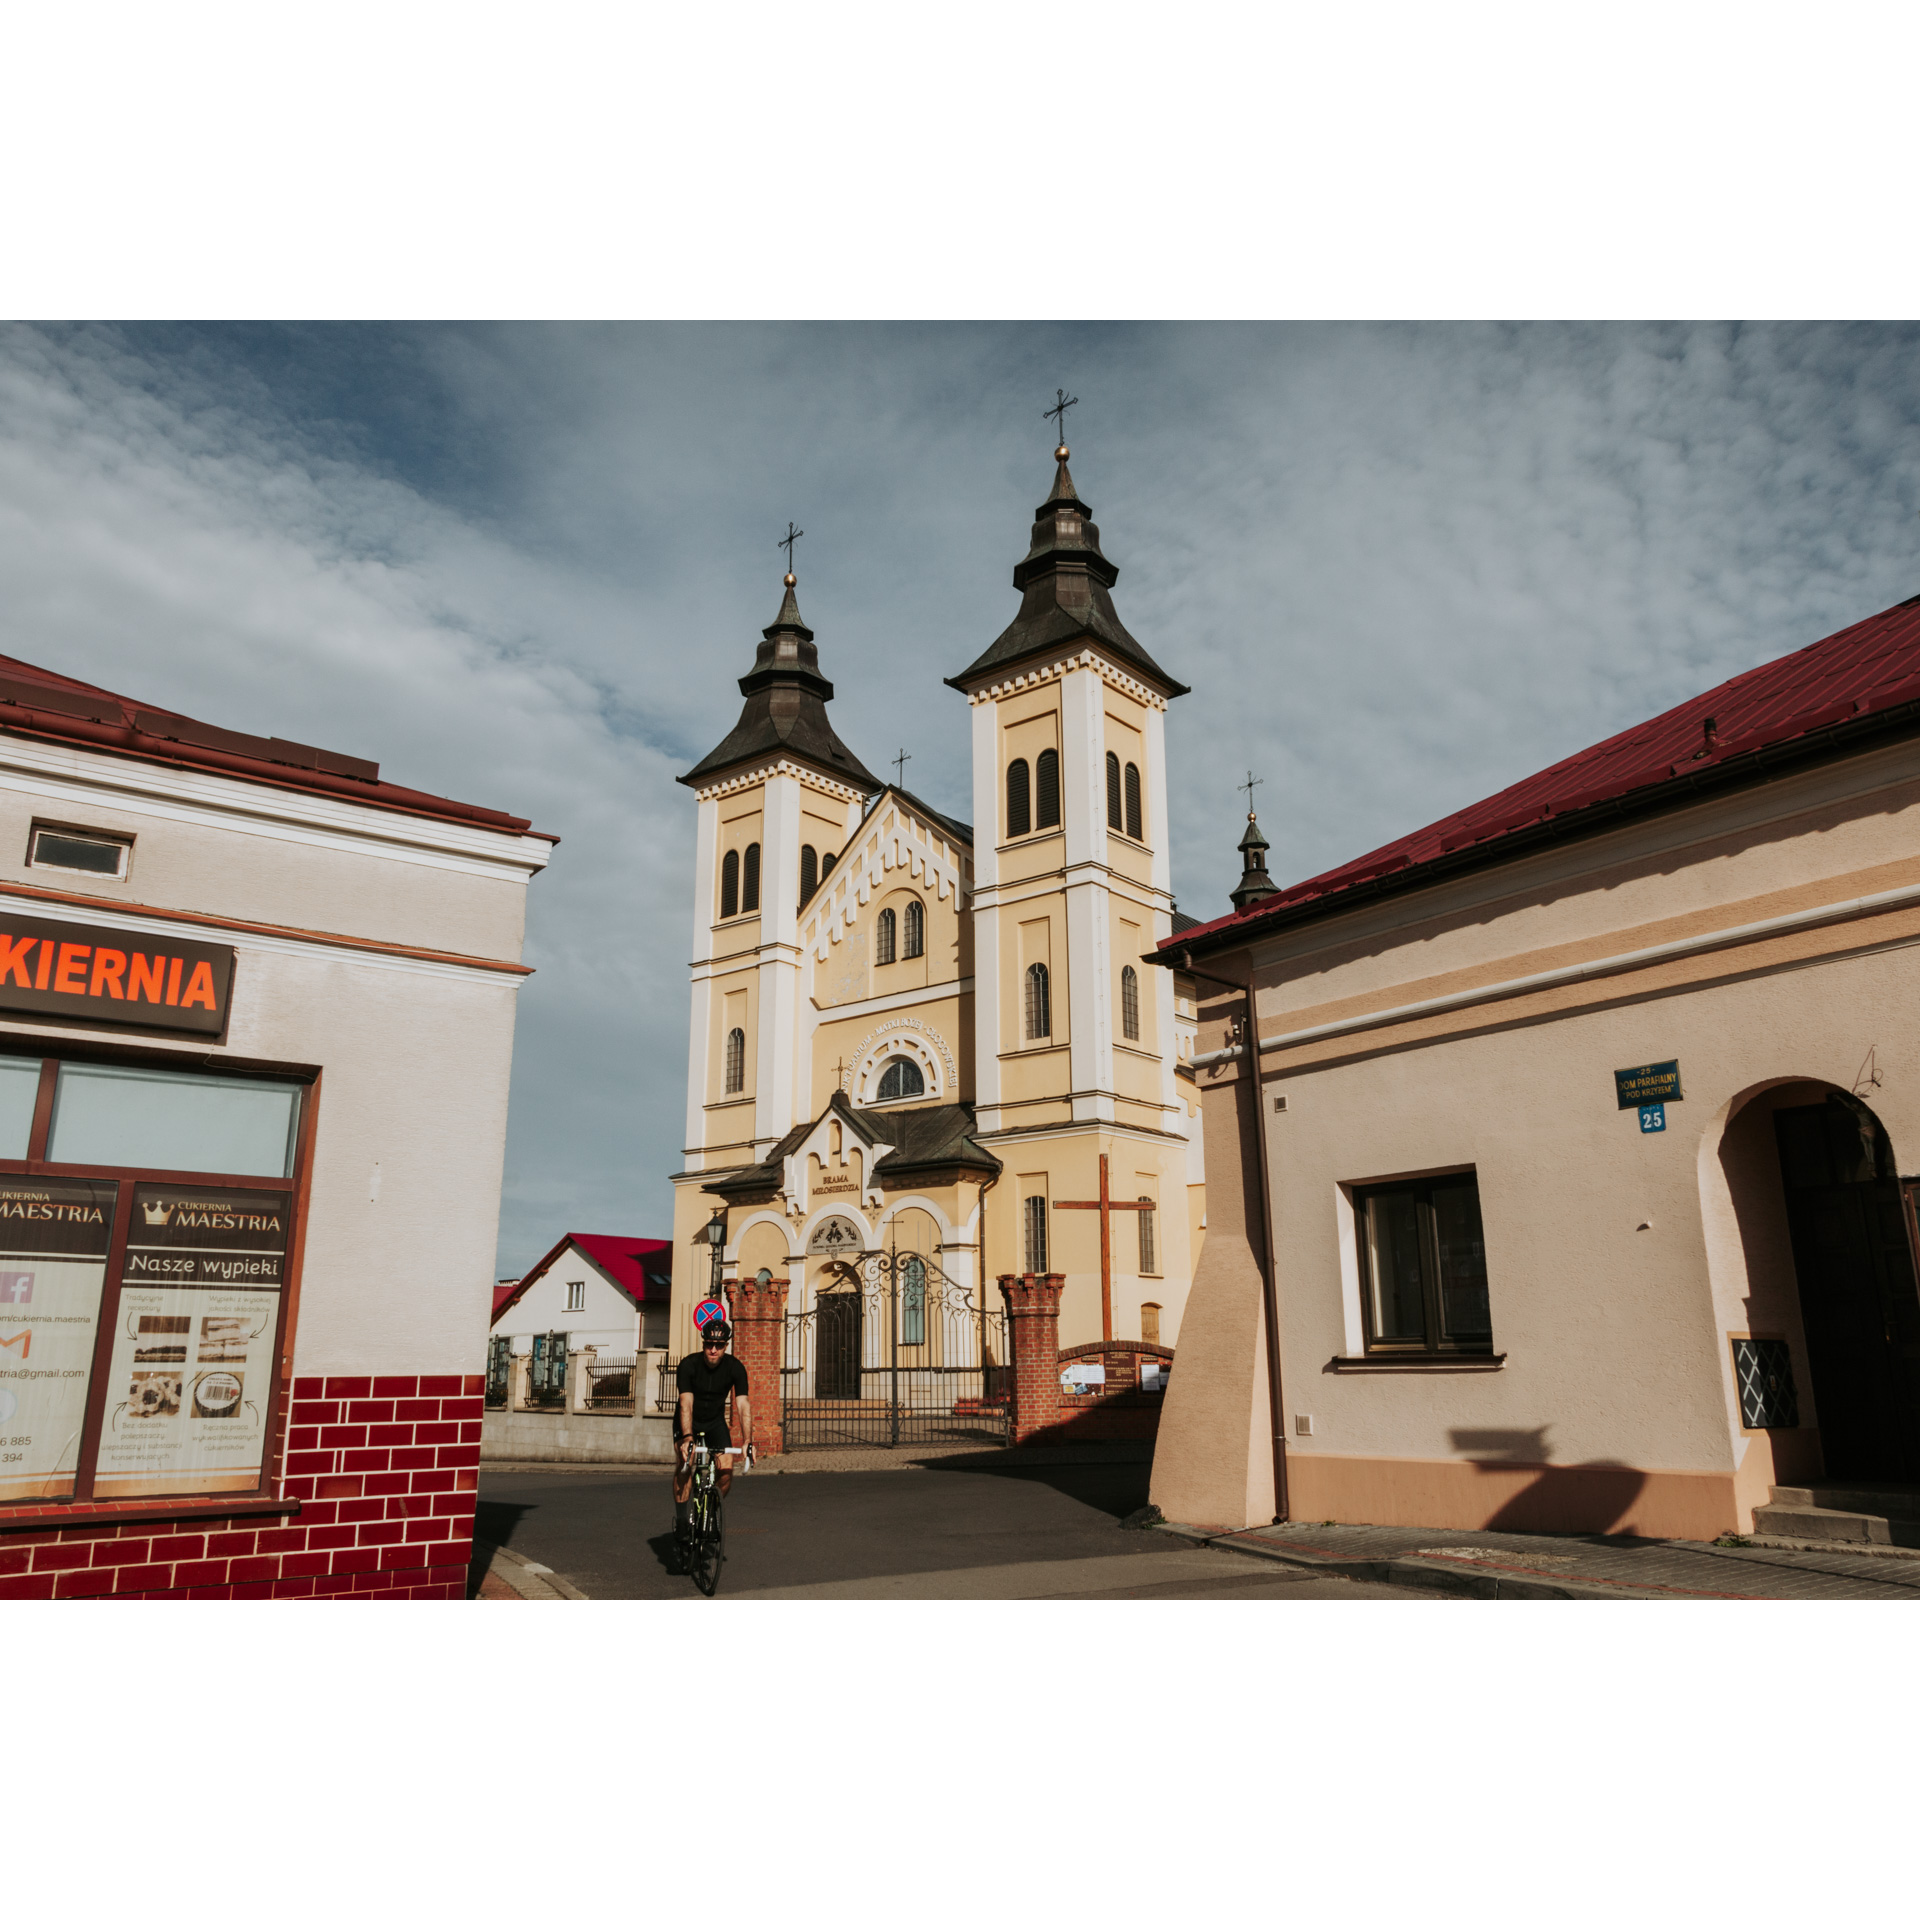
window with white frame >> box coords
[29,823,131,879]
[565,1280,585,1312]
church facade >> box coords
[664,450,1206,1435]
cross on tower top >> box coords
[778,521,804,577]
[1044,388,1078,447]
[893,747,911,786]
[1240,769,1264,818]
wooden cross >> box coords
[778,521,804,571]
[1045,388,1078,442]
[1052,1153,1155,1342]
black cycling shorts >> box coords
[681,1423,733,1462]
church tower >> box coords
[947,443,1195,1348]
[675,571,880,1191]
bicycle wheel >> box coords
[692,1483,724,1596]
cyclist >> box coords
[674,1316,753,1563]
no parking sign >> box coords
[693,1298,728,1333]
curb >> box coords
[485,1544,589,1600]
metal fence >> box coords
[584,1355,639,1410]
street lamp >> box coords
[705,1210,727,1298]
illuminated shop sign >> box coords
[0,910,234,1037]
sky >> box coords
[2,320,1918,1277]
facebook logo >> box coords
[0,1273,32,1304]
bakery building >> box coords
[1151,589,1920,1544]
[0,652,549,1598]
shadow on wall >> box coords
[1449,1427,1649,1535]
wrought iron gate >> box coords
[781,1249,1012,1450]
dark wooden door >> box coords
[1775,1099,1920,1482]
[817,1291,861,1401]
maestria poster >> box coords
[91,1185,288,1498]
[0,1176,118,1500]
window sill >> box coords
[0,1493,300,1533]
[1326,1352,1506,1373]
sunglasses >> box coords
[703,1338,727,1349]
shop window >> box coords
[876,1056,923,1102]
[1006,759,1031,837]
[1106,751,1123,830]
[876,907,897,966]
[1023,1193,1048,1274]
[48,1061,302,1179]
[903,899,924,959]
[29,823,131,880]
[800,845,818,903]
[565,1280,585,1312]
[1141,1302,1161,1344]
[1036,749,1061,829]
[902,1254,926,1344]
[1354,1172,1493,1353]
[720,849,739,919]
[1138,1201,1157,1274]
[1025,962,1050,1040]
[724,1028,746,1097]
[741,842,761,912]
[1125,763,1143,840]
[0,1054,38,1157]
[1121,964,1140,1041]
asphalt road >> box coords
[471,1453,1442,1600]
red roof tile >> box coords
[491,1234,672,1324]
[0,651,541,836]
[1169,591,1920,951]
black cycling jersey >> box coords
[676,1351,750,1431]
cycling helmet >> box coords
[699,1315,732,1346]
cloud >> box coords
[2,321,1916,1273]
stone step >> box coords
[1769,1483,1920,1522]
[1753,1501,1892,1544]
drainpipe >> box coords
[1178,947,1288,1524]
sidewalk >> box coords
[1170,1518,1920,1599]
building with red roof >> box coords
[1147,591,1920,1548]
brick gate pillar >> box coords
[998,1272,1065,1447]
[723,1271,790,1457]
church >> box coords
[665,445,1206,1444]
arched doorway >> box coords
[1772,1089,1920,1482]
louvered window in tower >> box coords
[876,907,897,966]
[1023,1194,1048,1274]
[724,1026,745,1096]
[741,842,761,911]
[1006,758,1031,837]
[1105,752,1123,830]
[1025,962,1051,1040]
[903,898,924,959]
[799,845,818,902]
[1036,749,1061,829]
[1138,1201,1157,1274]
[1124,763,1142,840]
[1121,964,1140,1041]
[720,849,740,919]
[821,851,837,879]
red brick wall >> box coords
[723,1271,789,1457]
[997,1275,1173,1448]
[0,1372,483,1600]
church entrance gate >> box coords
[781,1250,1012,1450]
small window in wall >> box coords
[1036,749,1061,829]
[902,1254,926,1344]
[876,1056,924,1102]
[1106,752,1123,830]
[724,1027,746,1096]
[1006,759,1031,837]
[1121,964,1140,1041]
[800,845,818,902]
[1354,1173,1492,1353]
[742,842,761,912]
[1138,1201,1157,1275]
[1141,1302,1161,1344]
[1025,962,1051,1040]
[720,848,740,919]
[1023,1193,1048,1274]
[903,898,924,959]
[565,1280,585,1312]
[876,907,897,966]
[29,824,131,880]
[1124,763,1143,840]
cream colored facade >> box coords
[667,454,1205,1370]
[1153,671,1920,1538]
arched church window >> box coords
[876,1056,924,1102]
[903,898,924,959]
[742,842,761,911]
[1036,749,1061,829]
[821,850,837,879]
[1007,759,1030,837]
[1025,962,1051,1040]
[720,849,739,919]
[800,845,818,902]
[902,1254,926,1344]
[1125,763,1143,840]
[876,907,897,966]
[724,1026,745,1096]
[1106,752,1123,831]
[1121,964,1140,1041]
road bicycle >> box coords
[682,1438,751,1595]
